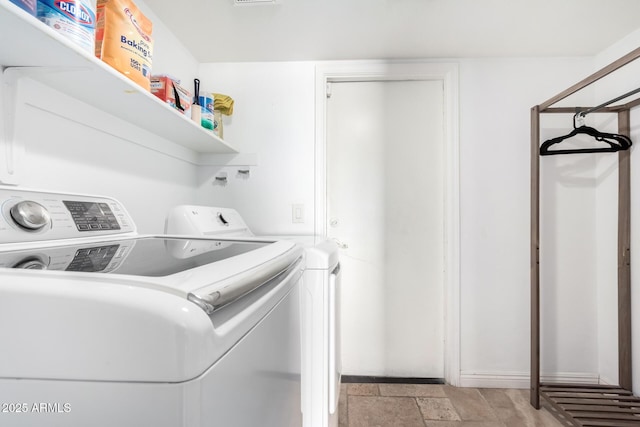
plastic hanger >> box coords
[539,113,632,156]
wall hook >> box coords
[213,172,228,186]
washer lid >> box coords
[0,258,303,383]
[0,236,272,276]
[0,238,305,383]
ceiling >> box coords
[144,0,640,63]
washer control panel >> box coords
[63,201,121,232]
[166,205,252,236]
[0,188,135,244]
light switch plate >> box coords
[292,204,304,223]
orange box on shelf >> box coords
[95,0,153,91]
[150,76,192,116]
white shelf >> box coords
[0,0,237,154]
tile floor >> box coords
[338,383,567,427]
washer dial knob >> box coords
[10,201,51,231]
[13,257,48,270]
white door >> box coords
[327,80,445,378]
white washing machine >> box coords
[0,187,305,427]
[167,206,342,427]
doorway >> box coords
[314,62,460,384]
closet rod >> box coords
[545,97,640,114]
[577,86,640,117]
[543,107,618,114]
[539,45,640,111]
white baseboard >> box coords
[459,371,600,389]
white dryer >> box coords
[167,206,342,427]
[0,188,305,427]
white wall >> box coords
[457,58,601,386]
[593,137,619,386]
[197,56,599,386]
[136,0,200,92]
[539,150,600,376]
[196,62,316,235]
[7,0,200,233]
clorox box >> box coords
[9,0,37,15]
[37,0,96,53]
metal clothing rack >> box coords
[531,46,640,426]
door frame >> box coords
[314,61,461,386]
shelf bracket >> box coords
[0,67,23,185]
